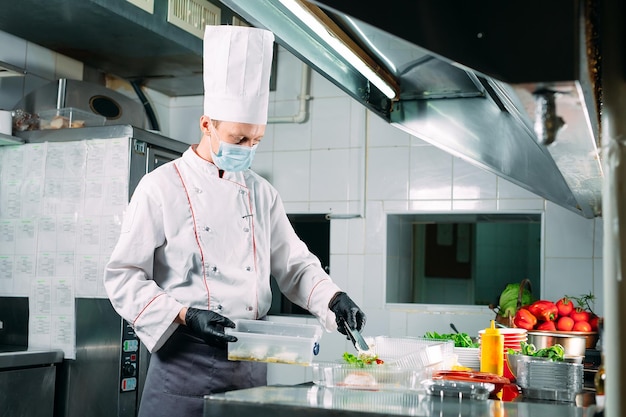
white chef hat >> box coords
[203,25,275,125]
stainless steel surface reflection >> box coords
[204,385,592,416]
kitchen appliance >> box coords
[12,125,188,417]
[0,296,64,417]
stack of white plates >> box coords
[453,347,480,370]
[478,327,528,352]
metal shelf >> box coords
[0,132,24,146]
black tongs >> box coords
[341,317,370,352]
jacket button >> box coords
[196,188,202,193]
[245,266,251,271]
[217,304,223,310]
[243,227,249,232]
[246,306,253,311]
[211,266,218,273]
[204,226,211,232]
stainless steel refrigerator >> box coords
[16,125,188,417]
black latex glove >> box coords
[328,292,366,336]
[184,307,237,349]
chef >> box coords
[103,25,366,417]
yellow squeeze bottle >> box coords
[480,320,504,376]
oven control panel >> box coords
[120,319,139,392]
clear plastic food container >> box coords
[422,379,493,400]
[38,107,106,129]
[311,362,428,391]
[225,319,322,366]
[372,336,454,372]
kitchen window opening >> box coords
[269,213,330,316]
[386,213,542,306]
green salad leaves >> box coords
[423,331,479,348]
[508,341,565,361]
[342,352,384,367]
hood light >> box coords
[277,0,398,100]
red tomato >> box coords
[589,315,600,332]
[573,321,592,332]
[556,316,575,331]
[555,297,574,317]
[536,320,556,331]
[570,308,590,323]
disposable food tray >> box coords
[225,319,322,366]
[311,362,428,391]
[371,336,454,371]
[421,379,493,400]
[430,370,509,394]
[516,358,583,402]
[307,385,424,414]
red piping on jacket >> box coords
[133,293,167,325]
[307,278,331,310]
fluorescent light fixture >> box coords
[277,0,398,99]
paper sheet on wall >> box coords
[0,137,131,356]
[29,277,76,359]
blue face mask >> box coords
[212,141,257,172]
[210,124,257,172]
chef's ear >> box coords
[200,115,212,134]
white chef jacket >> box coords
[104,146,342,352]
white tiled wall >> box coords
[0,31,604,385]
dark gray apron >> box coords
[137,327,267,417]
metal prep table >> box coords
[0,346,64,417]
[204,384,596,417]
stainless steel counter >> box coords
[0,346,64,369]
[0,346,64,417]
[204,385,594,417]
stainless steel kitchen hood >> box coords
[0,0,237,96]
[219,0,603,218]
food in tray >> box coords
[228,346,304,364]
[41,115,86,129]
[342,351,384,367]
[340,371,378,388]
[431,370,510,393]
